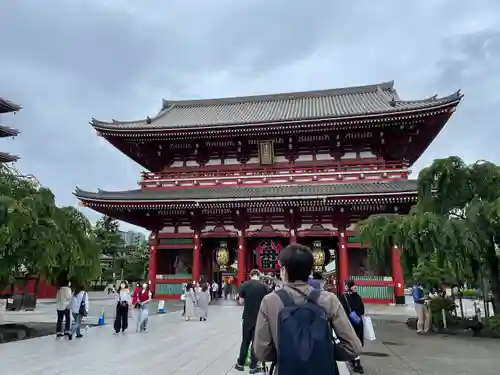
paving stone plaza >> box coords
[0,302,348,375]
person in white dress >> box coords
[184,282,197,321]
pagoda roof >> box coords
[75,180,419,204]
[0,152,19,163]
[91,81,462,132]
[0,98,21,114]
[0,125,20,137]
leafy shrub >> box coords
[483,316,500,332]
[461,289,479,298]
[428,296,456,314]
[428,297,457,329]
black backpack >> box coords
[274,287,337,375]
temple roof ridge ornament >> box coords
[89,81,462,132]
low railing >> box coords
[141,160,407,182]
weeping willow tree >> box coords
[358,157,500,312]
[0,165,101,291]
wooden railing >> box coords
[141,160,407,182]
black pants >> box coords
[114,303,129,333]
[237,324,257,369]
[353,320,364,347]
[56,309,70,334]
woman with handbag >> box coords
[69,284,89,340]
[340,280,366,374]
[136,282,152,332]
[114,281,131,334]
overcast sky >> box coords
[1,0,499,233]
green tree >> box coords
[94,215,124,259]
[0,166,41,290]
[0,165,102,292]
[358,157,500,311]
[114,240,150,282]
[46,206,102,286]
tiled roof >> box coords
[91,81,461,131]
[0,98,21,114]
[0,152,19,163]
[0,125,20,137]
[75,180,419,203]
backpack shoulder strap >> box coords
[276,289,295,307]
[288,285,321,304]
[308,289,321,304]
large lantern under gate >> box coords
[312,240,325,272]
[256,240,282,273]
[215,241,230,271]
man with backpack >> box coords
[253,244,362,375]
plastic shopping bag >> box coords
[245,346,265,370]
[363,316,376,341]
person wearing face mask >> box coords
[340,280,366,373]
[136,282,152,332]
[234,269,268,373]
[114,281,131,334]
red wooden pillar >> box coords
[148,230,159,292]
[193,231,201,282]
[289,229,297,244]
[337,224,349,294]
[392,245,405,305]
[207,248,213,282]
[237,230,246,286]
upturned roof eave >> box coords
[90,91,462,135]
[74,188,420,205]
[0,125,20,137]
[0,98,22,113]
[0,152,20,163]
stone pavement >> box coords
[360,318,500,375]
[0,303,350,375]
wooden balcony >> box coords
[139,160,410,189]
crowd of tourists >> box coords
[55,279,153,340]
[232,243,371,375]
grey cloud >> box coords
[1,0,499,232]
